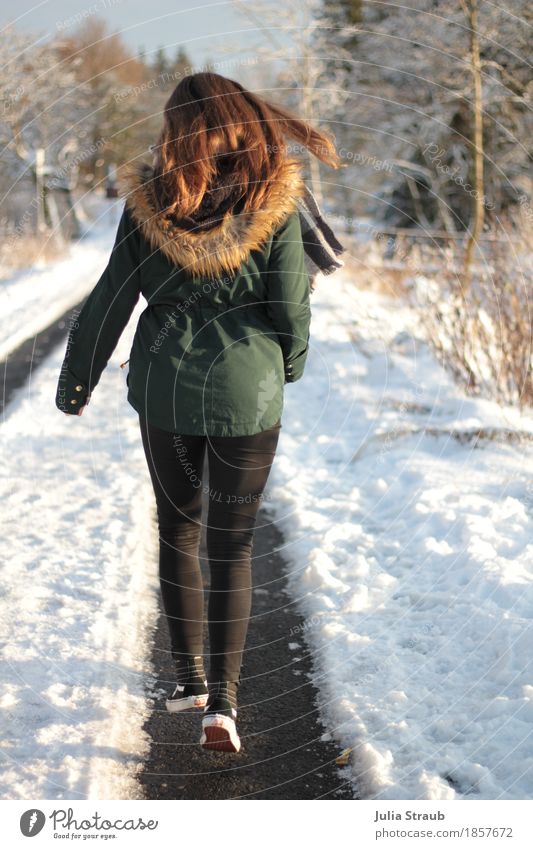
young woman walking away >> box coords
[55,71,341,754]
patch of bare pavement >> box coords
[139,492,356,800]
[1,304,86,417]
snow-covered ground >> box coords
[0,289,159,799]
[0,198,120,362]
[270,270,533,800]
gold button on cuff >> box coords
[75,385,83,392]
[70,399,78,405]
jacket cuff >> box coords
[56,364,91,414]
[284,344,309,383]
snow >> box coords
[269,271,533,800]
[2,219,532,801]
[0,292,159,800]
[0,199,120,362]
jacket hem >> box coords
[127,389,282,436]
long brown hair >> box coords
[152,71,342,217]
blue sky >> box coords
[2,0,274,68]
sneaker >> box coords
[200,682,240,753]
[166,656,208,713]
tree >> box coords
[460,0,484,286]
[335,0,532,238]
[57,18,148,187]
[231,0,357,203]
[0,27,93,235]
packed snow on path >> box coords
[269,269,533,800]
[0,295,160,800]
[0,197,121,362]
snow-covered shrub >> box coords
[411,218,532,409]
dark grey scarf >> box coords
[295,184,345,291]
[169,160,246,231]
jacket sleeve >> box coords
[55,205,141,414]
[265,210,311,383]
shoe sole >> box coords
[166,694,208,713]
[200,715,241,753]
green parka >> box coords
[55,156,311,436]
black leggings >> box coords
[139,415,281,684]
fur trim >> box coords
[117,157,307,278]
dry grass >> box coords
[341,239,412,298]
[411,217,532,410]
[342,212,532,411]
[0,225,65,278]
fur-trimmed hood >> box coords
[117,157,307,278]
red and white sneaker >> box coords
[166,680,208,713]
[200,683,240,753]
[166,657,208,713]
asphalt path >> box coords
[138,491,355,800]
[1,303,86,417]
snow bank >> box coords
[0,199,120,362]
[0,298,159,800]
[270,271,533,800]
